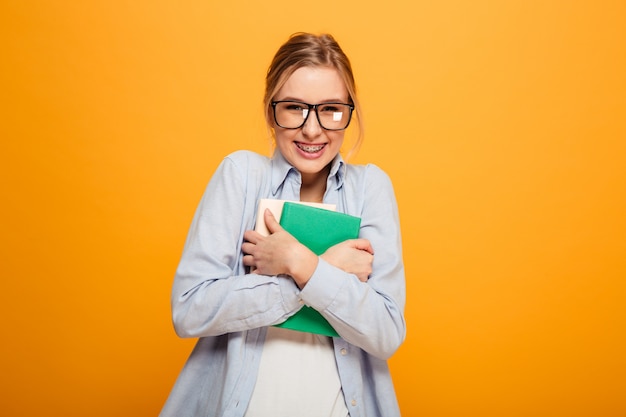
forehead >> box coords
[276,66,349,102]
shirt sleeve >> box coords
[299,164,407,360]
[171,153,302,338]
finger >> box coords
[357,273,370,283]
[241,241,255,256]
[243,256,260,274]
[242,254,255,266]
[243,230,261,244]
[350,238,374,254]
[264,208,284,234]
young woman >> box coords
[160,32,406,417]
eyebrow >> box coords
[275,96,349,103]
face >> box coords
[272,66,349,185]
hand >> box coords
[320,239,374,282]
[242,209,318,288]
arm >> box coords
[299,165,407,359]
[171,154,302,338]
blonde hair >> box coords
[264,33,364,159]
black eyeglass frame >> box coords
[271,100,355,131]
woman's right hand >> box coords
[320,239,374,282]
[242,209,319,289]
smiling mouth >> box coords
[296,142,326,153]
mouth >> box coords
[295,142,327,154]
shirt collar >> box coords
[270,150,346,196]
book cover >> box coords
[274,202,361,337]
[279,202,361,256]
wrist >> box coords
[288,243,318,289]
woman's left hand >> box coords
[320,239,374,282]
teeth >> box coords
[296,143,325,153]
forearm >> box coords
[170,152,306,337]
[172,266,302,337]
[299,258,406,359]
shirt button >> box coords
[351,399,357,406]
[298,299,304,305]
[340,348,347,355]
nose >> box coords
[301,109,323,138]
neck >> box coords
[299,165,331,203]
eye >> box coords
[285,102,305,111]
[319,104,341,112]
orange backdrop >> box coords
[1,1,625,416]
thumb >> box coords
[264,208,284,234]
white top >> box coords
[244,326,349,417]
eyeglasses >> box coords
[271,100,354,131]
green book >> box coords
[274,202,361,337]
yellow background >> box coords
[1,1,625,416]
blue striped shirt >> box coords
[160,150,406,417]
